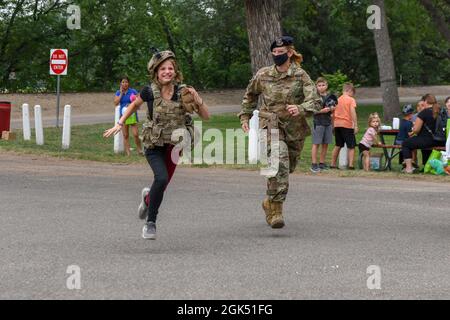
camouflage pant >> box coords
[266,138,305,202]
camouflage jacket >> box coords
[238,63,322,141]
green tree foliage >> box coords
[321,70,356,94]
[0,0,449,92]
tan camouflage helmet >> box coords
[147,50,178,80]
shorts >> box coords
[121,105,138,126]
[312,125,333,145]
[358,143,370,153]
[334,127,356,149]
[125,112,138,126]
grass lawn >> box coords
[1,105,449,181]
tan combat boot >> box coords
[262,198,273,226]
[270,201,285,229]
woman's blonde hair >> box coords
[287,45,303,65]
[368,112,380,131]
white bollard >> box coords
[248,110,259,164]
[22,103,31,141]
[114,105,124,153]
[62,105,71,149]
[338,143,348,169]
[34,105,44,145]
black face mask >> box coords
[272,53,289,66]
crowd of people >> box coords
[309,77,449,173]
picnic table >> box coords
[373,129,446,171]
[377,129,401,171]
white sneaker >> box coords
[138,187,150,220]
[142,222,156,240]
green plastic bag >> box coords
[447,119,450,138]
[424,149,444,174]
[424,119,450,174]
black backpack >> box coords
[426,107,448,142]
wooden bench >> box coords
[361,145,446,171]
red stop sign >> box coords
[50,49,68,75]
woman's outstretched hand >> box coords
[103,123,122,138]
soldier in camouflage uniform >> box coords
[104,50,210,240]
[238,36,322,229]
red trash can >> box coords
[0,101,11,138]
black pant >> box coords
[145,145,170,223]
[402,135,444,161]
[421,149,432,166]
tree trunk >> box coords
[419,0,450,44]
[150,0,177,54]
[372,0,400,122]
[245,0,282,74]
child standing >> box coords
[330,83,358,169]
[310,77,336,173]
[359,113,381,171]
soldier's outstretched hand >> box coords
[286,105,300,117]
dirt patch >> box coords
[2,85,450,120]
[3,89,246,120]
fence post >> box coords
[22,103,31,141]
[62,105,71,149]
[34,105,44,145]
[114,105,124,153]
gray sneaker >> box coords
[138,187,150,220]
[310,163,321,173]
[142,222,156,240]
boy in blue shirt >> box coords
[396,104,416,166]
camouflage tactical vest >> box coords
[141,83,189,149]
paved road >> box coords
[0,153,449,299]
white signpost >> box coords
[50,49,68,128]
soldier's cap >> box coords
[147,50,177,76]
[270,36,294,51]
